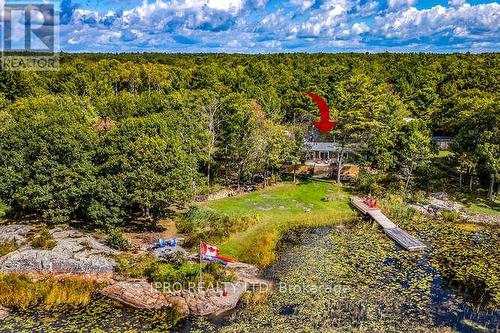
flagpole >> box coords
[199,240,203,291]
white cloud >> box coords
[72,9,99,23]
[0,0,5,21]
[453,26,468,37]
[198,0,244,11]
[72,0,247,31]
[262,40,281,47]
[448,0,465,7]
[227,39,241,47]
[327,39,362,47]
[375,2,500,39]
[293,0,355,37]
[356,1,379,16]
[352,22,370,34]
[57,0,500,52]
[288,0,316,11]
[387,0,416,9]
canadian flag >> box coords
[200,242,234,265]
[201,242,220,258]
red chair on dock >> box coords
[363,197,377,208]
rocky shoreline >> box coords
[0,306,9,321]
[408,192,500,226]
[100,270,265,316]
[0,224,271,320]
[0,226,117,275]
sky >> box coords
[3,0,500,52]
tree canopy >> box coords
[0,53,498,227]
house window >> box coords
[319,152,328,160]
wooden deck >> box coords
[384,228,427,251]
[351,196,427,251]
[367,210,397,229]
[351,196,379,214]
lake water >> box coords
[184,224,500,332]
[1,224,499,332]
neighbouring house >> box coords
[432,136,452,150]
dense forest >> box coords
[0,53,498,228]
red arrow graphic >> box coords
[304,90,336,134]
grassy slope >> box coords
[201,180,356,267]
[466,201,500,215]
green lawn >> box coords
[200,180,356,267]
[466,201,500,215]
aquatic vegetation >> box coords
[240,290,269,307]
[237,229,280,267]
[382,197,500,309]
[460,318,490,331]
[0,274,98,310]
[195,225,442,332]
[191,224,499,332]
[0,296,181,332]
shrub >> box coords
[0,240,17,257]
[148,262,202,287]
[84,197,127,230]
[381,195,416,223]
[386,178,405,195]
[115,256,131,272]
[31,228,56,250]
[147,260,232,290]
[0,274,97,310]
[106,229,129,250]
[441,211,461,223]
[239,230,279,268]
[353,171,385,197]
[149,263,183,284]
[0,202,10,218]
[178,206,260,247]
[115,254,157,278]
[177,262,201,281]
[411,190,430,205]
[203,262,236,283]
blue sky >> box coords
[6,0,500,52]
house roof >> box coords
[432,136,452,141]
[303,141,339,151]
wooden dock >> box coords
[351,196,427,251]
